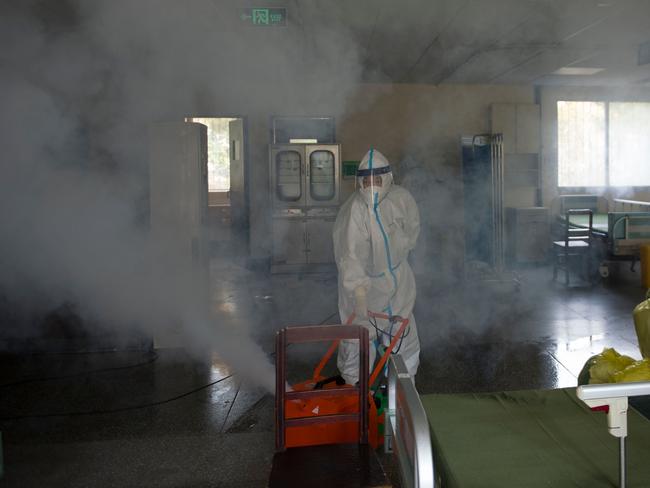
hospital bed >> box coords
[554,195,650,275]
[385,355,650,488]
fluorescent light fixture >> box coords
[289,138,318,144]
[553,67,605,76]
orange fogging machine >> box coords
[274,312,410,450]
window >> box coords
[557,101,650,187]
[609,103,650,187]
[557,101,606,187]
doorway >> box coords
[185,117,248,257]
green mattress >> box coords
[421,388,650,487]
[567,213,609,234]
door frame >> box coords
[230,116,250,256]
[185,114,250,256]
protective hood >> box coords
[357,149,393,206]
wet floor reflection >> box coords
[416,339,570,395]
[550,332,642,380]
[210,352,232,379]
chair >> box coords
[553,209,593,286]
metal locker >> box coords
[271,214,306,265]
[305,217,336,264]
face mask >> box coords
[358,174,391,206]
[360,186,378,206]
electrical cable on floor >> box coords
[219,379,241,433]
[0,351,159,388]
[0,373,234,421]
[1,311,341,421]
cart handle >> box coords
[369,315,409,387]
[311,311,410,386]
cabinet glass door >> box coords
[309,150,335,200]
[275,150,303,202]
[306,145,339,206]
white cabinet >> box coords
[491,103,540,154]
[515,104,541,154]
[148,122,209,274]
[491,103,517,153]
[505,207,550,264]
[492,103,541,208]
[148,122,210,348]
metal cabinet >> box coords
[305,216,336,264]
[272,213,306,265]
[149,121,209,275]
[271,209,337,268]
[148,121,210,348]
[270,144,341,272]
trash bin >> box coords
[642,244,650,289]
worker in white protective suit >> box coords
[333,148,421,385]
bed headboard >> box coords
[386,355,435,488]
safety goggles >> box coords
[356,165,392,177]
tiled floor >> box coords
[0,258,647,487]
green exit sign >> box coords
[240,8,287,26]
[342,161,360,179]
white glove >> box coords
[354,286,368,321]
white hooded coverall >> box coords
[333,149,421,384]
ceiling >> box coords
[289,0,650,86]
[14,0,650,88]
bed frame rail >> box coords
[385,355,435,488]
[613,198,650,213]
[577,381,650,488]
[609,212,650,256]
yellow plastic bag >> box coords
[633,291,650,359]
[613,358,650,383]
[587,348,636,384]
